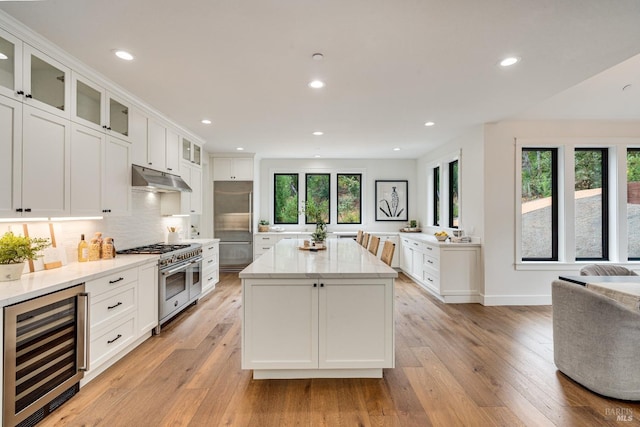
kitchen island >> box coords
[239,238,397,379]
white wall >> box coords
[483,120,640,305]
[259,158,417,233]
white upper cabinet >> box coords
[128,107,148,165]
[0,29,23,101]
[147,118,181,173]
[22,45,71,118]
[102,136,131,215]
[213,157,253,181]
[182,137,201,166]
[71,72,131,141]
[165,128,180,173]
[0,96,21,217]
[0,31,71,118]
[20,105,71,217]
[70,124,131,216]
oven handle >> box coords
[160,257,203,275]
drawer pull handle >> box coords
[427,260,433,264]
[427,278,433,282]
[427,247,433,251]
[208,259,213,264]
[109,277,124,284]
[208,246,214,250]
[107,334,122,344]
[107,301,123,310]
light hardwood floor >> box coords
[41,273,640,426]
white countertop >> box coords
[398,232,481,247]
[239,238,398,279]
[183,238,220,244]
[0,255,158,307]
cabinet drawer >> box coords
[254,245,274,257]
[423,254,439,275]
[203,253,218,269]
[90,282,136,329]
[86,267,138,296]
[90,315,136,369]
[202,242,219,258]
[203,270,219,288]
[255,235,281,245]
[422,270,440,293]
[424,243,440,259]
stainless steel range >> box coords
[118,243,203,333]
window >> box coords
[337,174,361,224]
[575,148,608,260]
[433,166,440,226]
[521,148,558,261]
[305,174,330,224]
[448,160,459,228]
[274,173,299,224]
[628,149,640,260]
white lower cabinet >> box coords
[82,260,158,384]
[253,233,311,259]
[242,278,394,373]
[400,235,481,303]
[201,240,219,295]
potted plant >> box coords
[303,200,328,245]
[258,220,270,232]
[0,232,50,281]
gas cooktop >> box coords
[117,243,192,255]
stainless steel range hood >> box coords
[131,164,192,192]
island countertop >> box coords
[239,238,398,279]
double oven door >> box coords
[159,257,202,324]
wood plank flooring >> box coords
[41,273,640,427]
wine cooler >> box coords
[3,284,89,427]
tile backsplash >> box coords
[0,190,190,264]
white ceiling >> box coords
[1,0,640,159]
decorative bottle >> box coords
[77,234,88,262]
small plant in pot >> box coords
[0,232,50,281]
[258,220,270,232]
[303,200,328,246]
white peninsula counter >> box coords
[239,238,397,379]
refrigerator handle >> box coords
[249,191,253,234]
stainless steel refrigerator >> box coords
[214,181,253,271]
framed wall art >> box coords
[375,180,408,221]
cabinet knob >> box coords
[320,283,324,287]
[313,283,317,287]
[167,168,172,171]
[15,208,23,212]
[25,94,32,99]
[24,208,31,212]
[102,125,108,129]
[16,90,24,96]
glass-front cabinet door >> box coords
[71,73,103,130]
[23,44,70,118]
[108,94,129,139]
[181,137,201,166]
[0,29,23,100]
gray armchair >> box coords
[579,264,637,276]
[552,279,640,400]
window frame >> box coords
[574,147,609,261]
[433,166,440,226]
[336,173,362,225]
[448,160,459,229]
[520,147,559,262]
[305,173,331,224]
[273,173,299,225]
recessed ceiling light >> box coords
[0,52,7,60]
[312,53,324,61]
[114,50,134,61]
[201,119,212,124]
[308,80,325,89]
[393,147,401,151]
[623,84,633,92]
[312,131,324,136]
[499,56,520,67]
[236,147,244,151]
[424,121,435,127]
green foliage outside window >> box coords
[522,150,554,201]
[274,174,299,224]
[337,174,361,224]
[306,174,330,223]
